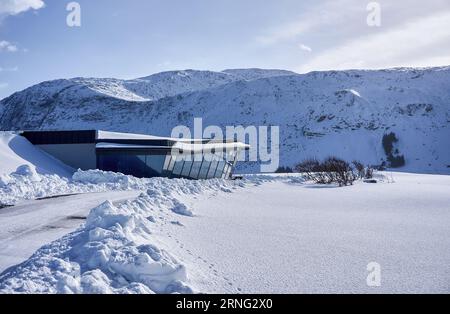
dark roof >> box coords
[21,130,97,145]
[20,129,249,149]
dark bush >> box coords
[352,160,365,178]
[322,157,356,186]
[295,157,357,186]
[294,158,322,181]
[294,158,321,172]
[365,167,374,179]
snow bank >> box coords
[0,132,74,177]
[0,168,150,206]
[0,165,257,206]
[0,164,386,206]
[72,169,147,188]
[0,195,192,293]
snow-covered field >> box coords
[0,132,449,293]
[0,169,449,294]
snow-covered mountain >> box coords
[1,67,449,174]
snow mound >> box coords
[0,132,74,177]
[0,167,73,205]
[1,168,149,206]
[170,200,193,217]
[0,193,194,294]
[12,165,41,182]
[72,169,142,187]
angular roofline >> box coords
[20,129,250,149]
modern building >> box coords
[20,130,249,180]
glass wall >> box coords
[97,149,237,180]
[97,152,166,178]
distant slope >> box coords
[0,67,449,174]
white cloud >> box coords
[255,0,360,45]
[0,0,45,16]
[158,61,173,68]
[0,83,8,89]
[298,11,450,72]
[0,66,18,72]
[253,0,450,71]
[0,40,18,52]
[299,44,312,53]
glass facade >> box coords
[97,152,167,178]
[22,130,247,180]
[97,150,238,180]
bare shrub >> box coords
[295,157,361,186]
[294,158,321,181]
[365,167,374,179]
[352,160,365,178]
[323,157,356,186]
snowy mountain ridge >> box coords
[0,67,449,174]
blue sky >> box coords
[0,0,449,99]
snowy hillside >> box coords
[1,67,449,174]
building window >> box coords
[172,160,184,176]
[144,155,166,175]
[97,145,242,180]
[225,164,232,178]
[198,161,211,179]
[189,160,203,179]
[214,161,226,178]
[181,161,193,177]
[207,161,219,179]
[167,155,176,171]
[97,153,168,178]
[222,164,231,179]
[163,155,172,170]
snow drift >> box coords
[0,132,73,177]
